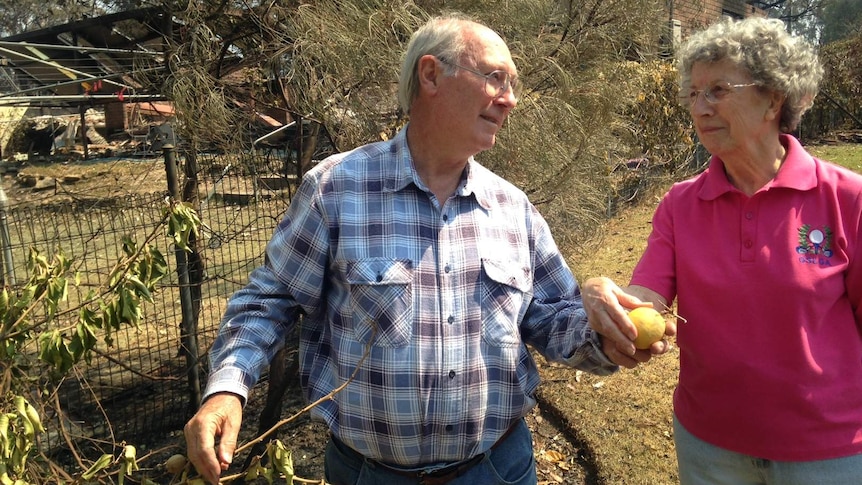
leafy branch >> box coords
[0,199,200,484]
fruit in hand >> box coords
[628,307,666,349]
[165,454,188,474]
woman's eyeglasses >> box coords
[678,82,757,108]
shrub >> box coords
[608,60,697,213]
[801,32,862,139]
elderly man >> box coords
[184,14,647,485]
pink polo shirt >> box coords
[631,134,862,461]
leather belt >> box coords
[373,452,485,485]
[346,421,520,485]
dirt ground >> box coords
[0,155,168,206]
[561,199,680,485]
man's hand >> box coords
[598,333,657,368]
[582,277,675,367]
[184,392,243,484]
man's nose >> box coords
[496,85,518,109]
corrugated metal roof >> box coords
[0,8,172,106]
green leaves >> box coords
[269,440,294,484]
[23,223,177,374]
[0,395,45,479]
[241,441,295,484]
[118,444,139,485]
[0,195,202,483]
[30,243,166,373]
[80,453,112,481]
[0,200,199,385]
[37,329,74,374]
[165,201,201,251]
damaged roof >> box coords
[0,7,174,107]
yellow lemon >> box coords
[628,307,666,349]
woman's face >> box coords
[685,59,782,159]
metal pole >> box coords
[0,187,15,286]
[73,32,89,161]
[163,144,202,407]
[79,105,89,160]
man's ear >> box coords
[417,55,442,94]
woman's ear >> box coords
[765,90,785,122]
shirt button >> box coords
[442,214,449,222]
[448,370,456,379]
[744,240,753,248]
[445,425,453,432]
[745,212,754,220]
[447,315,454,324]
[444,265,451,273]
[375,274,383,282]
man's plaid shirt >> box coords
[204,126,616,466]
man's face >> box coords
[437,28,518,155]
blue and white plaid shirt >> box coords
[204,126,616,466]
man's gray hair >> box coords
[398,14,476,114]
[677,16,823,133]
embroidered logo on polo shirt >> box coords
[796,224,833,265]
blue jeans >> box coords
[324,418,537,485]
[674,414,862,485]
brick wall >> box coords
[667,0,767,41]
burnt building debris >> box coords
[0,7,333,164]
[0,8,176,159]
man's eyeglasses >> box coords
[678,82,757,108]
[438,58,520,99]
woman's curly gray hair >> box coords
[677,16,823,133]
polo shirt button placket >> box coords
[740,202,758,261]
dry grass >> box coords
[551,194,680,485]
[4,157,166,206]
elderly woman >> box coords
[583,16,862,484]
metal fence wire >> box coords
[0,150,293,451]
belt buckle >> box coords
[417,470,451,485]
[416,453,483,485]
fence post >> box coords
[163,144,202,409]
[0,187,14,286]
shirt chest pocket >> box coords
[481,258,531,348]
[345,258,414,347]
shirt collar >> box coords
[699,134,817,200]
[387,125,493,210]
[385,127,417,193]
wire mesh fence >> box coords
[0,150,293,451]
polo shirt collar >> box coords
[699,134,817,200]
